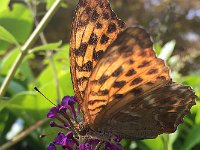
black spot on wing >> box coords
[93,50,104,61]
[99,75,109,84]
[89,33,98,45]
[125,69,136,76]
[82,61,93,72]
[147,68,158,75]
[130,87,143,96]
[113,81,126,88]
[130,77,143,86]
[112,67,123,77]
[74,43,88,56]
[138,61,150,68]
[100,34,109,44]
[91,10,99,22]
[107,23,117,33]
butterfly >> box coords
[70,0,196,140]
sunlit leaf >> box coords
[158,40,176,61]
[46,0,55,10]
[0,0,9,13]
[0,4,33,45]
[142,136,164,150]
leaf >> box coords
[0,76,25,96]
[46,0,56,10]
[181,125,200,150]
[142,136,164,150]
[0,49,20,75]
[0,3,33,50]
[0,25,20,46]
[0,109,9,139]
[29,41,62,53]
[6,91,54,123]
[158,40,176,61]
[0,99,9,111]
[167,132,178,150]
[0,0,9,13]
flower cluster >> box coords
[47,96,122,150]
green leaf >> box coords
[0,49,20,75]
[167,132,178,150]
[142,136,165,150]
[0,0,9,13]
[29,41,62,53]
[0,99,9,111]
[0,3,33,49]
[0,76,26,96]
[0,25,20,46]
[0,109,9,139]
[46,0,55,10]
[181,125,200,150]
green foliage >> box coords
[0,26,20,46]
[0,1,199,150]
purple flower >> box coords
[78,139,100,150]
[47,143,56,150]
[60,96,77,119]
[47,96,122,150]
[105,142,122,150]
[47,107,59,118]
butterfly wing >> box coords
[84,27,196,138]
[97,82,195,139]
[70,0,125,105]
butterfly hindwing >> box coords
[98,82,196,139]
[70,0,125,105]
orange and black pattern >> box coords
[70,0,196,139]
[70,0,125,105]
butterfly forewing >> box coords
[70,0,125,105]
[84,27,171,124]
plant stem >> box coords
[0,119,47,150]
[30,1,61,101]
[0,0,63,96]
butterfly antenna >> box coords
[34,87,56,106]
[39,131,60,139]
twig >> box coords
[0,0,63,96]
[0,118,47,150]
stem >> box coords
[0,118,47,150]
[0,0,63,96]
[31,1,61,101]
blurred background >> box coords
[0,0,200,149]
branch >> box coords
[0,118,47,150]
[0,0,63,96]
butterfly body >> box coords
[70,0,196,141]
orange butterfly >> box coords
[70,0,196,140]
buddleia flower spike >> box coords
[47,96,122,150]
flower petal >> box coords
[47,107,59,118]
[47,143,56,150]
